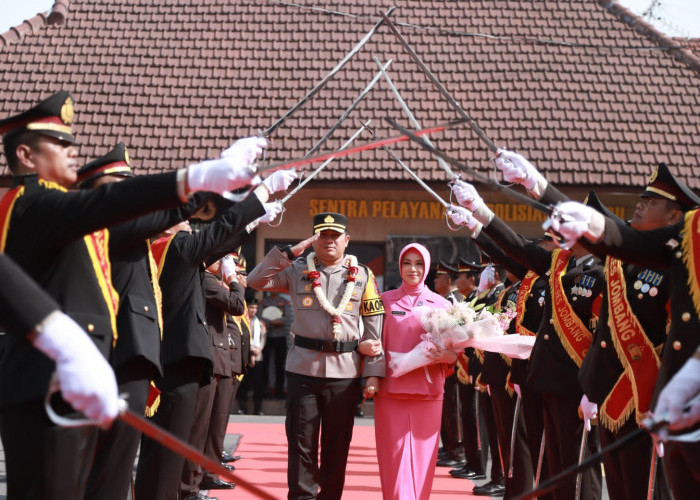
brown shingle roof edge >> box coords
[599,0,700,76]
[0,0,69,48]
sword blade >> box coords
[303,61,391,159]
[515,426,647,500]
[363,123,449,208]
[574,426,588,500]
[508,395,522,478]
[264,7,395,137]
[382,15,499,153]
[119,408,276,500]
[256,118,468,174]
[372,56,457,179]
[646,442,658,500]
[534,429,546,487]
[385,117,555,215]
[281,121,370,204]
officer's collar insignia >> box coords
[665,238,679,249]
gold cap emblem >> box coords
[648,167,658,185]
[60,96,74,125]
[324,215,335,223]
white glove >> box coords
[447,206,483,236]
[545,201,605,249]
[221,255,237,282]
[262,169,297,194]
[654,355,700,438]
[220,136,268,166]
[451,180,494,225]
[514,383,522,398]
[477,265,495,293]
[186,157,259,195]
[258,201,284,224]
[33,311,119,426]
[495,150,547,198]
[580,394,598,432]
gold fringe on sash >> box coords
[682,209,700,321]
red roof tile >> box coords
[0,0,699,191]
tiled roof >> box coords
[1,0,699,190]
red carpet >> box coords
[210,421,481,499]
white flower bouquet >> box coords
[388,301,534,378]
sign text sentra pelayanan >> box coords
[309,199,627,222]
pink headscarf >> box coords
[398,242,431,307]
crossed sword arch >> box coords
[45,7,690,499]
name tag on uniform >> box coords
[391,310,406,316]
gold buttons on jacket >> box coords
[87,324,95,332]
[544,334,550,340]
[682,312,691,322]
[549,318,554,324]
[219,342,223,347]
[673,340,682,351]
[144,306,149,312]
[600,341,607,348]
[675,251,682,259]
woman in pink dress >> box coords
[371,242,457,500]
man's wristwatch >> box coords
[280,245,295,261]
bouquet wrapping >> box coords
[388,302,534,378]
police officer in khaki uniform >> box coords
[248,212,385,500]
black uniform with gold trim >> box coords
[0,253,59,336]
[573,192,672,500]
[582,210,700,496]
[0,92,186,499]
[473,232,535,496]
[134,196,264,500]
[435,260,466,467]
[79,144,220,500]
[481,214,604,500]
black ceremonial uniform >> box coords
[578,258,671,500]
[0,253,59,336]
[181,272,245,496]
[85,195,212,500]
[483,216,604,500]
[0,172,182,499]
[440,283,466,467]
[474,232,535,497]
[134,195,264,500]
[468,280,506,487]
[585,212,700,495]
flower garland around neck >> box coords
[306,252,359,339]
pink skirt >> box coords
[374,394,443,500]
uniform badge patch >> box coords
[302,297,314,307]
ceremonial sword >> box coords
[254,117,468,174]
[263,7,395,137]
[384,117,556,216]
[574,426,588,500]
[508,394,521,479]
[303,60,391,159]
[45,387,276,500]
[381,14,499,153]
[515,400,700,500]
[372,56,458,179]
[363,123,450,209]
[267,121,371,227]
[534,430,546,488]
